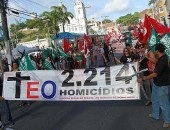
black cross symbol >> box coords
[7,72,30,98]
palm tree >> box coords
[51,5,73,32]
[41,5,74,33]
[41,11,59,34]
[60,11,74,32]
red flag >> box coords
[77,39,83,50]
[149,16,170,33]
[83,34,90,48]
[133,25,139,37]
[139,20,144,29]
[142,15,153,43]
[142,14,170,43]
[63,38,69,53]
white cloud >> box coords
[88,0,131,19]
[102,0,130,14]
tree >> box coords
[51,5,73,32]
[9,5,74,42]
[16,32,25,39]
[102,19,112,23]
[116,12,140,25]
[148,0,155,6]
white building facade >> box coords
[59,0,87,34]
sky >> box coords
[5,0,150,24]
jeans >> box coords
[151,83,170,123]
[86,56,91,69]
[139,74,152,100]
[55,62,61,70]
[1,100,12,121]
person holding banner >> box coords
[138,44,152,106]
[120,48,135,64]
[12,61,31,106]
[0,67,14,128]
[137,43,170,128]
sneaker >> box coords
[0,124,4,130]
[148,114,152,118]
[7,120,15,127]
[163,123,170,128]
[145,101,152,106]
[148,114,159,120]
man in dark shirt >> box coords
[138,44,151,106]
[137,43,170,128]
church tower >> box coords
[74,0,86,19]
[74,0,87,32]
[74,0,87,26]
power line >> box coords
[25,0,50,9]
[7,7,40,18]
[7,7,32,15]
[12,0,30,13]
[7,11,29,20]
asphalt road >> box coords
[0,93,168,130]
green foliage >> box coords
[148,0,155,6]
[10,5,73,42]
[16,32,25,39]
[102,19,112,23]
[0,42,4,49]
[116,12,140,25]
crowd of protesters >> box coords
[0,33,170,129]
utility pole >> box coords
[0,0,12,71]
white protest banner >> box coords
[3,62,140,101]
[111,42,125,53]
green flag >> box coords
[19,54,36,71]
[56,45,68,57]
[43,49,51,59]
[42,59,55,70]
[127,32,132,45]
[163,17,168,27]
[160,33,170,59]
[148,27,159,52]
[50,42,58,60]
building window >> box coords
[159,6,163,13]
[75,27,77,31]
[160,16,164,22]
[72,28,74,31]
[78,9,80,14]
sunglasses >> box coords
[124,50,128,52]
